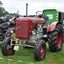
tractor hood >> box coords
[15,17,45,39]
[16,17,45,24]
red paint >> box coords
[57,31,62,48]
[48,22,57,32]
[7,48,13,53]
[16,17,45,39]
[40,46,45,59]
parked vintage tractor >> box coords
[43,9,64,51]
[1,9,64,61]
[0,16,16,41]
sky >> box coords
[1,0,64,15]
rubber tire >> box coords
[1,37,15,56]
[62,29,64,41]
[34,39,46,61]
[48,24,63,52]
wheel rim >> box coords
[7,48,13,53]
[7,40,13,53]
[40,45,45,59]
[57,31,62,48]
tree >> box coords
[0,7,9,16]
[0,0,2,5]
[0,1,9,17]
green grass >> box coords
[0,42,64,64]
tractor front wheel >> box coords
[1,37,15,56]
[34,39,46,61]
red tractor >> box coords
[1,9,63,61]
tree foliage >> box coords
[0,0,2,5]
[0,1,9,17]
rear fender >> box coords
[48,22,60,32]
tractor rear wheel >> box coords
[34,39,46,61]
[1,37,15,56]
[48,24,63,52]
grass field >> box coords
[0,42,64,64]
